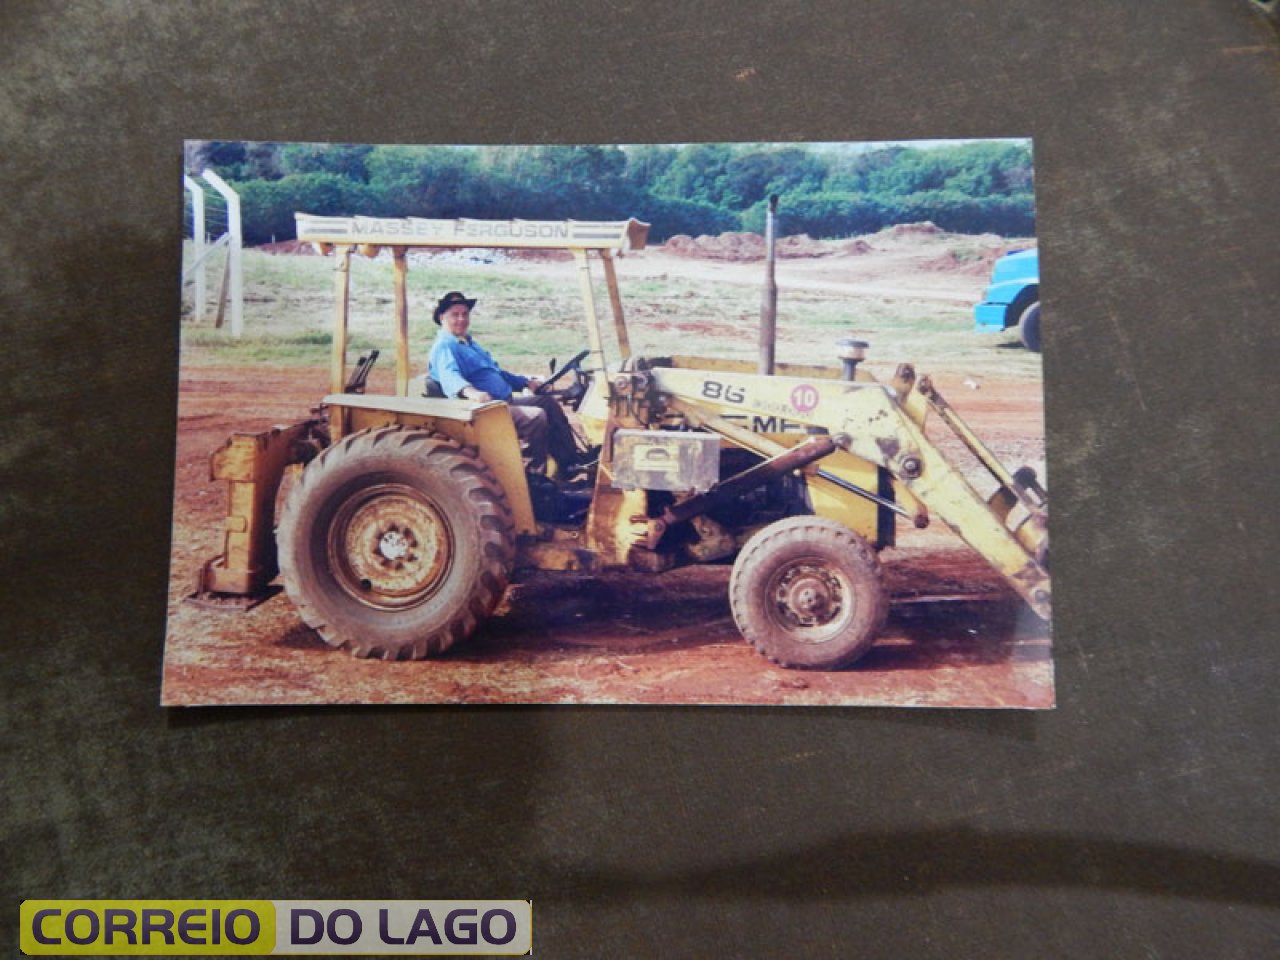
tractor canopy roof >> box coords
[294,213,647,397]
[295,213,649,254]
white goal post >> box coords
[182,169,243,336]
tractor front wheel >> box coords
[729,516,888,669]
[277,427,514,660]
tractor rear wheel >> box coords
[729,516,888,669]
[277,427,514,660]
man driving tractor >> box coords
[427,290,586,474]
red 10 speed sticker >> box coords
[790,384,820,413]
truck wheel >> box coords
[1018,301,1042,353]
[277,427,514,660]
[729,516,889,669]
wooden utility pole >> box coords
[759,195,778,375]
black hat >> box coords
[433,291,477,325]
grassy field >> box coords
[179,242,1042,382]
[182,248,616,369]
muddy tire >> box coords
[729,516,889,669]
[277,427,514,660]
[1018,301,1041,353]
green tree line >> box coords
[185,141,1035,246]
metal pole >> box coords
[202,169,243,338]
[332,245,353,395]
[759,194,778,375]
[393,248,410,397]
[183,175,206,323]
[600,250,632,360]
[573,249,608,375]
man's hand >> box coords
[525,377,544,393]
[463,387,494,402]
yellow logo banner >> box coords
[20,901,531,956]
[21,901,275,955]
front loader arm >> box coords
[837,386,1050,618]
[650,366,1051,619]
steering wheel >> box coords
[534,349,591,395]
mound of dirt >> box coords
[776,234,837,258]
[661,227,984,262]
[920,248,1006,276]
[920,242,1035,276]
[840,238,875,256]
[662,231,855,261]
[663,232,767,261]
[882,221,943,238]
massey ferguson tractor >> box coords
[190,214,1049,670]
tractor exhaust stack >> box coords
[759,195,779,376]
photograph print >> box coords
[165,139,1050,708]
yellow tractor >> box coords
[191,213,1049,669]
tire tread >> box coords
[277,426,515,660]
[729,515,888,669]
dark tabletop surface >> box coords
[2,3,1277,956]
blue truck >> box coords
[974,248,1040,352]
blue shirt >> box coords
[428,331,529,400]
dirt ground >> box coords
[163,236,1051,708]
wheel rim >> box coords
[327,482,452,610]
[768,559,854,641]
